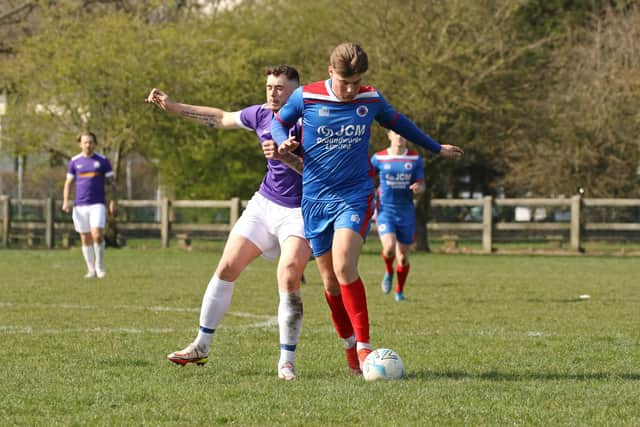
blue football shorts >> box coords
[375,205,416,245]
[302,195,374,257]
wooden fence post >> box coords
[1,195,9,248]
[570,195,582,252]
[230,197,240,226]
[160,197,170,249]
[45,197,54,249]
[482,196,493,253]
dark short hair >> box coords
[266,65,300,85]
[76,131,98,144]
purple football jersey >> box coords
[67,153,114,206]
[238,104,302,208]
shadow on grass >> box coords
[406,370,640,381]
[526,298,596,303]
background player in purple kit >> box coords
[371,130,425,301]
[62,132,117,279]
[272,43,464,372]
[146,65,311,380]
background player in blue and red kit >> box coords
[371,130,425,302]
[62,132,117,279]
[146,65,311,380]
[272,42,464,372]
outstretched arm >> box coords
[145,88,239,129]
[389,113,464,158]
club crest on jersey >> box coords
[404,163,413,170]
[350,214,361,224]
[378,224,387,232]
[319,107,330,117]
[93,161,101,169]
[384,164,391,170]
[356,105,368,117]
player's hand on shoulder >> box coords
[277,136,300,155]
[439,144,464,159]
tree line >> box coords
[1,0,638,206]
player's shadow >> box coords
[406,369,640,381]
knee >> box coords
[278,262,303,292]
[216,261,242,282]
[397,253,409,266]
[381,246,394,258]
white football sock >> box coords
[93,240,105,272]
[194,275,234,351]
[356,342,372,352]
[81,245,95,273]
[278,289,303,365]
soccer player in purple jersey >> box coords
[371,130,425,302]
[62,132,117,279]
[146,65,311,380]
[272,43,464,373]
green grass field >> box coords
[1,242,638,426]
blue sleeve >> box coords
[389,114,441,154]
[271,87,304,145]
[370,154,378,173]
[415,154,425,182]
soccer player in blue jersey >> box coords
[62,132,117,279]
[146,65,311,380]
[272,43,464,371]
[371,130,425,301]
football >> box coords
[362,348,404,381]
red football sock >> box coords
[340,277,370,344]
[382,253,395,275]
[324,291,354,339]
[396,263,410,293]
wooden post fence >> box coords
[1,195,9,248]
[0,195,638,250]
[482,195,493,253]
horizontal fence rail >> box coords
[1,195,639,251]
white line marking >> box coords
[0,301,278,334]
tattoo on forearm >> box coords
[281,153,303,175]
[179,110,220,127]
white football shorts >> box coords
[72,203,106,233]
[230,192,306,260]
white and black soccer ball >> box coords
[362,348,404,381]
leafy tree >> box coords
[505,4,640,197]
[1,7,276,200]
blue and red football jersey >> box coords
[273,79,441,204]
[273,80,399,203]
[371,148,424,209]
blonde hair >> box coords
[330,42,368,77]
